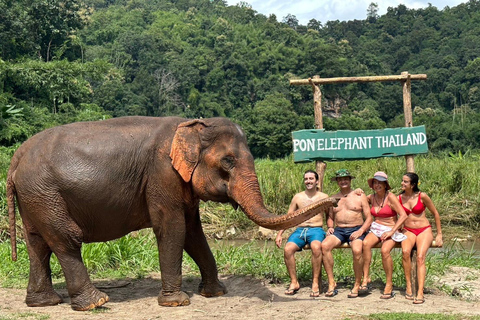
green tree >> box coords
[240,94,299,159]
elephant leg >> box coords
[184,210,226,297]
[24,231,63,307]
[53,242,109,311]
[154,215,190,307]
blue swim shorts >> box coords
[332,226,367,244]
[287,227,326,250]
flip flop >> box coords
[347,291,359,298]
[413,298,425,304]
[380,291,396,299]
[358,285,369,295]
[325,289,338,297]
[284,287,299,295]
[310,291,320,298]
[405,293,414,300]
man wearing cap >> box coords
[275,170,330,297]
[321,169,372,298]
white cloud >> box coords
[225,0,467,25]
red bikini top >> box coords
[399,192,426,215]
[370,204,397,218]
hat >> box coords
[368,171,391,190]
[330,169,355,182]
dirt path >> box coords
[1,272,479,320]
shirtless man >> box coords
[322,169,372,298]
[275,170,330,297]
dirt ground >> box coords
[1,269,480,320]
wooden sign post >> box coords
[290,72,427,189]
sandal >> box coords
[347,291,358,298]
[405,293,414,300]
[358,285,369,295]
[413,297,425,304]
[325,289,338,297]
[284,287,299,295]
[310,291,320,298]
[380,291,396,299]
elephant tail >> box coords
[6,160,18,261]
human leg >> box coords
[322,234,341,295]
[283,242,301,294]
[380,239,397,297]
[310,240,322,295]
[401,231,417,298]
[361,232,379,289]
[350,239,364,296]
[414,229,433,302]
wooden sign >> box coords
[292,126,428,162]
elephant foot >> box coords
[198,280,228,297]
[158,290,190,307]
[70,288,109,311]
[26,290,63,307]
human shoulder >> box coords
[316,191,329,199]
[332,191,343,199]
[386,191,398,201]
[419,191,432,203]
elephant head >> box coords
[170,118,336,230]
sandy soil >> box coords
[1,270,479,320]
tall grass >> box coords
[254,153,480,233]
[1,148,480,237]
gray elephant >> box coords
[7,116,336,310]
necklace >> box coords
[341,190,351,197]
[374,192,387,212]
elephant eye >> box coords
[221,156,235,170]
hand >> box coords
[349,230,362,240]
[435,234,443,247]
[275,234,283,248]
[381,230,394,241]
[354,188,364,196]
[327,227,334,235]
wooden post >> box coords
[309,76,327,192]
[402,71,415,173]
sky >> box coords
[225,0,468,25]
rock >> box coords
[257,227,276,240]
[452,287,462,297]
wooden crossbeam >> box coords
[290,74,427,86]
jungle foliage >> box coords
[2,0,480,158]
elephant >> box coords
[6,116,336,311]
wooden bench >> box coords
[302,241,441,296]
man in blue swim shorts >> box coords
[321,169,372,298]
[276,170,331,298]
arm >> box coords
[326,207,335,235]
[380,193,408,241]
[360,193,373,232]
[422,192,443,247]
[275,230,285,248]
[350,194,372,240]
[276,194,299,248]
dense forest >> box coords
[1,0,480,158]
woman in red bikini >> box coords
[399,172,443,305]
[359,171,407,299]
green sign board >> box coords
[292,126,428,163]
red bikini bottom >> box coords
[403,225,431,236]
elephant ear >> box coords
[170,119,207,183]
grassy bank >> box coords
[0,232,478,290]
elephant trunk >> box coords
[231,172,337,230]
